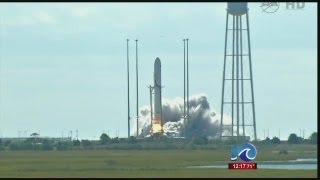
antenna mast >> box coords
[127,39,131,138]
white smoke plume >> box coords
[133,93,228,138]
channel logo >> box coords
[231,143,257,162]
[229,143,257,170]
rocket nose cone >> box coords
[155,57,161,65]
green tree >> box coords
[288,133,300,144]
[73,140,80,146]
[0,139,3,150]
[111,137,120,144]
[128,136,137,144]
[265,137,271,142]
[309,132,317,144]
[191,135,208,145]
[260,137,271,144]
[4,140,11,147]
[41,139,53,150]
[81,139,92,147]
[9,143,19,150]
[30,133,40,145]
[56,141,71,150]
[9,141,33,150]
[100,133,111,145]
[271,137,281,144]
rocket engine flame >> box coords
[152,119,163,134]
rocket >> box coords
[152,57,163,134]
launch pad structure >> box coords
[148,39,189,137]
[125,3,257,140]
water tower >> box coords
[219,2,257,142]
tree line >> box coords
[0,132,317,151]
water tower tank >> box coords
[227,2,248,16]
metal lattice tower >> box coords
[220,3,257,142]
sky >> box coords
[0,2,317,140]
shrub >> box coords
[56,141,72,150]
[81,139,92,147]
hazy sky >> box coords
[0,3,317,140]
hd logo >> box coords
[231,143,257,162]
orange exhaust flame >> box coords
[152,119,162,134]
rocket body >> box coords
[153,57,163,134]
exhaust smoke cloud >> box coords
[133,93,228,138]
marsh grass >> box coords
[0,144,317,178]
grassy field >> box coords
[0,144,317,178]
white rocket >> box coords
[152,57,163,134]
